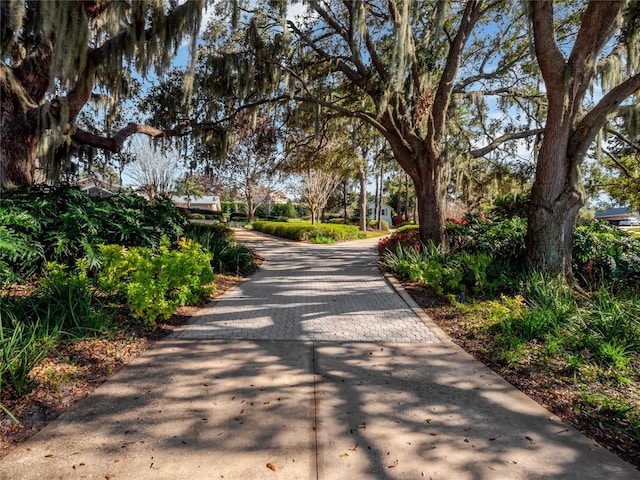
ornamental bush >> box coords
[380,241,491,295]
[0,185,188,284]
[97,238,215,325]
[572,221,640,289]
[253,221,363,242]
[184,223,257,275]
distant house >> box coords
[77,178,118,197]
[595,207,640,224]
[269,190,289,204]
[253,188,289,205]
[367,201,393,225]
[171,195,222,213]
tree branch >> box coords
[287,20,363,87]
[470,127,544,158]
[530,1,566,95]
[571,73,640,160]
[606,127,640,154]
[71,122,190,152]
[430,0,483,146]
[567,1,622,110]
[603,148,633,179]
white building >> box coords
[171,195,222,213]
[367,201,393,225]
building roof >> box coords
[595,207,638,219]
[76,178,119,197]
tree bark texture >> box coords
[0,72,39,186]
[526,0,635,277]
[414,150,445,246]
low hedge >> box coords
[252,221,364,242]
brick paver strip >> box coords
[177,232,440,343]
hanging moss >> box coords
[4,0,206,183]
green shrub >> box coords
[253,221,362,242]
[368,219,390,230]
[572,221,640,289]
[0,261,110,396]
[395,224,421,235]
[0,209,44,285]
[38,261,111,333]
[222,201,248,214]
[446,215,526,259]
[381,243,491,295]
[0,185,189,280]
[0,312,61,397]
[489,192,530,220]
[184,224,257,275]
[491,273,577,343]
[270,202,298,218]
[186,222,235,242]
[575,290,640,368]
[97,238,215,325]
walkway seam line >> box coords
[312,341,320,480]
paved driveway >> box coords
[177,230,440,342]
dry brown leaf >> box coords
[266,462,277,471]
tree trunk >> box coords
[358,166,367,231]
[525,0,629,278]
[246,188,254,223]
[342,179,348,220]
[0,76,41,187]
[404,174,410,221]
[395,184,402,224]
[526,130,584,277]
[377,163,384,230]
[414,177,444,246]
[413,149,445,245]
[382,136,445,244]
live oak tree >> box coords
[0,0,206,188]
[269,0,542,245]
[138,1,539,243]
[527,0,640,276]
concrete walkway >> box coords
[1,230,638,479]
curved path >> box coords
[177,229,440,342]
[2,230,638,479]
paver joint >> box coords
[176,230,441,343]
